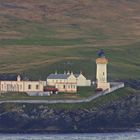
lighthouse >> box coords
[96,50,110,91]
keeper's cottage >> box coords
[47,72,91,93]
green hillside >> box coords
[0,0,140,80]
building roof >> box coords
[74,74,80,78]
[98,49,105,58]
[0,74,25,81]
[47,74,71,79]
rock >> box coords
[0,92,140,133]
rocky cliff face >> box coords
[0,92,140,133]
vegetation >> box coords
[0,1,140,107]
[0,86,95,101]
[46,87,136,109]
[0,0,140,80]
[0,87,136,110]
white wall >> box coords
[96,61,110,90]
[96,63,107,83]
[24,81,44,92]
[0,81,24,92]
[55,83,77,93]
[47,74,77,93]
[76,74,91,86]
[0,81,44,93]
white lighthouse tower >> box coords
[96,50,110,91]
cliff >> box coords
[0,88,140,133]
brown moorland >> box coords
[0,0,140,80]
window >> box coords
[103,72,105,76]
[63,85,66,89]
[36,85,39,89]
[28,84,31,89]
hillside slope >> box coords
[0,0,140,79]
[0,0,140,43]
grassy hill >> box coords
[0,0,140,80]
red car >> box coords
[44,87,58,94]
[95,88,103,92]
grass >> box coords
[0,40,140,80]
[0,86,95,101]
[1,42,140,80]
[0,38,86,46]
[4,87,131,110]
[0,1,140,108]
[0,87,135,111]
[0,87,135,110]
[0,6,140,80]
[77,86,96,98]
[18,42,140,81]
[45,87,136,109]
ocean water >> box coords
[0,132,140,140]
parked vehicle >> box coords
[95,88,103,92]
[44,87,58,94]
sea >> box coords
[0,132,140,140]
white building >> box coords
[47,72,91,93]
[47,72,77,93]
[96,50,110,90]
[0,74,45,93]
[75,73,91,87]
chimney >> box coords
[55,71,57,75]
[17,75,21,82]
[67,71,70,75]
